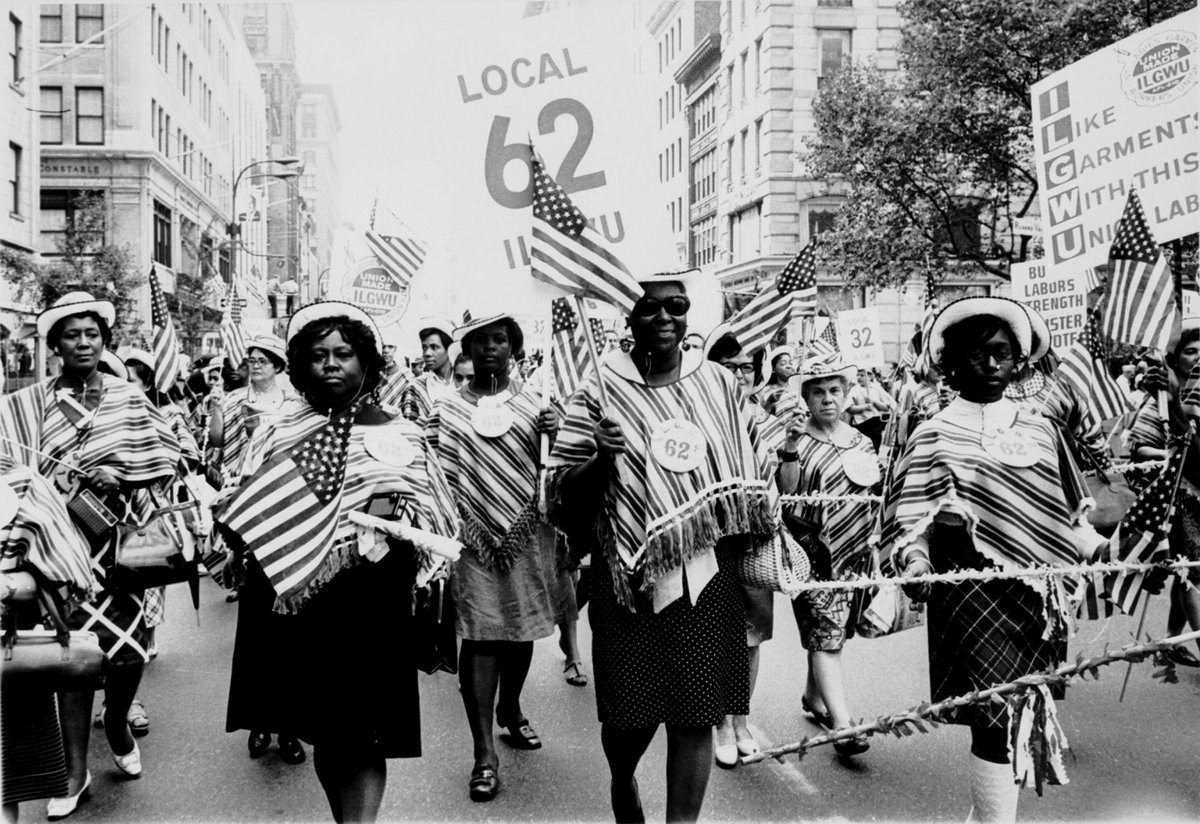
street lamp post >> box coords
[227,157,303,318]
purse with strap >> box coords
[113,500,201,592]
[1,566,104,691]
[1059,424,1135,536]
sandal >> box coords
[801,696,833,730]
[127,700,149,738]
[497,711,542,750]
[564,660,588,687]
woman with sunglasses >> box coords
[550,271,777,823]
[882,297,1103,823]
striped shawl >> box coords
[789,428,878,576]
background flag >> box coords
[550,297,604,400]
[727,241,818,354]
[1103,430,1190,615]
[148,266,182,393]
[1056,307,1131,424]
[365,224,427,289]
[530,150,642,314]
[1101,190,1178,352]
[220,281,248,368]
[807,317,840,360]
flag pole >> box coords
[537,308,553,516]
[575,297,610,409]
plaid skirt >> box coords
[928,526,1066,729]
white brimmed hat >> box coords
[417,316,456,342]
[37,292,116,339]
[927,296,1036,366]
[121,347,155,372]
[1021,303,1051,363]
[788,352,858,395]
[99,350,128,381]
[635,267,722,337]
[453,312,519,343]
[246,333,287,368]
[287,301,384,356]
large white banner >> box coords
[1031,8,1199,275]
[1009,260,1087,353]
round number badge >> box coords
[840,449,881,487]
[471,401,515,439]
[650,419,708,473]
[364,429,416,467]
[982,428,1041,468]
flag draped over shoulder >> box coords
[550,297,604,400]
[1102,430,1190,615]
[530,151,642,314]
[1101,190,1178,352]
[365,225,427,289]
[1055,307,1131,424]
[217,409,354,605]
[220,281,248,367]
[727,242,817,355]
[149,266,182,393]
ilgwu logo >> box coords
[1120,30,1197,106]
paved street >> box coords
[54,578,1199,823]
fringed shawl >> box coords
[224,405,458,613]
[883,397,1092,604]
[219,385,300,480]
[401,372,455,425]
[548,350,777,608]
[790,428,878,576]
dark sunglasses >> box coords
[721,362,757,375]
[632,295,691,317]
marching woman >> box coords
[883,297,1103,824]
[758,346,796,417]
[207,334,296,487]
[425,312,574,803]
[0,293,179,817]
[216,302,458,823]
[777,354,879,758]
[549,270,777,823]
[400,318,456,424]
[702,324,779,766]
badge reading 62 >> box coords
[650,419,708,474]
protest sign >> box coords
[836,308,885,370]
[1009,260,1087,352]
[1031,8,1198,275]
[339,257,411,329]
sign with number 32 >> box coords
[835,307,885,370]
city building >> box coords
[296,83,342,307]
[232,2,303,321]
[34,2,268,356]
[675,10,723,285]
[647,1,720,268]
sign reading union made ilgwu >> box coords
[1031,8,1198,276]
[340,257,410,328]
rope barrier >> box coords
[784,558,1200,593]
[740,628,1200,764]
[780,492,883,505]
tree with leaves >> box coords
[804,0,1196,291]
[0,192,145,343]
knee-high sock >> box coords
[967,754,1018,824]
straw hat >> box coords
[926,296,1035,366]
[287,301,383,356]
[247,333,287,369]
[788,352,858,395]
[121,348,155,373]
[37,292,115,339]
[417,317,456,343]
[99,350,129,381]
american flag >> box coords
[365,226,427,289]
[530,151,642,314]
[1056,307,1131,423]
[216,409,355,603]
[148,266,182,393]
[807,318,839,359]
[549,298,605,400]
[1101,190,1178,352]
[220,281,248,367]
[727,242,818,354]
[1102,430,1190,615]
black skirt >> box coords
[928,525,1066,729]
[226,547,421,757]
[588,544,749,730]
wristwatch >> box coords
[777,448,799,463]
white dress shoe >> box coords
[113,741,143,777]
[714,742,739,769]
[47,771,91,820]
[736,735,761,757]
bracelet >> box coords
[0,573,12,602]
[777,449,799,463]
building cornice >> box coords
[675,32,721,85]
[646,0,682,35]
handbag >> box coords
[411,577,458,676]
[1055,418,1134,536]
[1,567,104,691]
[113,501,201,592]
[737,523,811,597]
[855,583,926,638]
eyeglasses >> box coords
[632,295,691,317]
[246,358,272,366]
[721,362,757,375]
[965,346,1016,365]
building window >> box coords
[725,65,734,109]
[808,207,838,238]
[40,190,103,254]
[817,30,851,88]
[301,105,317,138]
[724,138,734,188]
[755,37,763,90]
[9,13,21,84]
[692,149,716,203]
[754,118,764,175]
[8,143,21,216]
[153,199,172,267]
[301,174,316,189]
[740,51,747,102]
[40,87,63,144]
[75,87,103,144]
[76,4,103,43]
[691,85,716,138]
[691,214,716,267]
[40,5,62,43]
[303,150,317,168]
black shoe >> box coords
[277,736,306,765]
[247,731,271,759]
[469,764,500,802]
[833,735,870,758]
[1168,646,1200,668]
[496,713,542,750]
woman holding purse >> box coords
[217,302,458,823]
[0,293,179,817]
